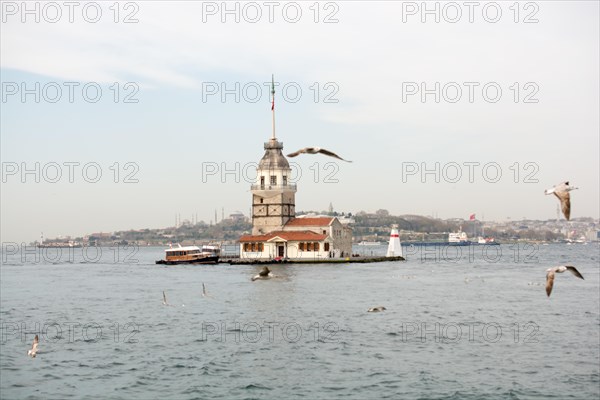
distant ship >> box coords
[405,228,499,246]
[448,230,469,244]
[476,236,498,245]
[357,241,383,246]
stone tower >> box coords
[251,138,296,235]
[250,75,296,235]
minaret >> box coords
[250,75,297,235]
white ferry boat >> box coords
[448,230,469,244]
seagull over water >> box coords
[545,266,584,297]
[251,266,273,281]
[28,335,38,358]
[367,306,386,312]
[287,147,352,162]
[545,181,578,220]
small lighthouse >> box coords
[386,224,402,257]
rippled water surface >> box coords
[1,244,599,399]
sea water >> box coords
[1,243,598,399]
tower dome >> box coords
[258,138,290,170]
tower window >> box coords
[260,176,265,187]
[270,176,277,185]
[260,198,264,204]
[283,176,287,185]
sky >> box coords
[1,1,599,243]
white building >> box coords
[240,230,331,259]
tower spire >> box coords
[271,74,276,140]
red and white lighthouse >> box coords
[386,224,402,257]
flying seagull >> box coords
[545,181,578,220]
[28,335,39,358]
[251,266,273,281]
[367,306,387,312]
[287,147,352,162]
[545,265,584,297]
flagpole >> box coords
[271,74,276,140]
[482,213,485,237]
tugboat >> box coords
[156,244,219,265]
[477,236,498,245]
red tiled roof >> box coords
[239,230,327,242]
[284,217,334,227]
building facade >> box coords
[283,217,352,257]
[239,230,331,260]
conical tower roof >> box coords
[258,138,290,170]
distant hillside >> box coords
[38,209,595,246]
